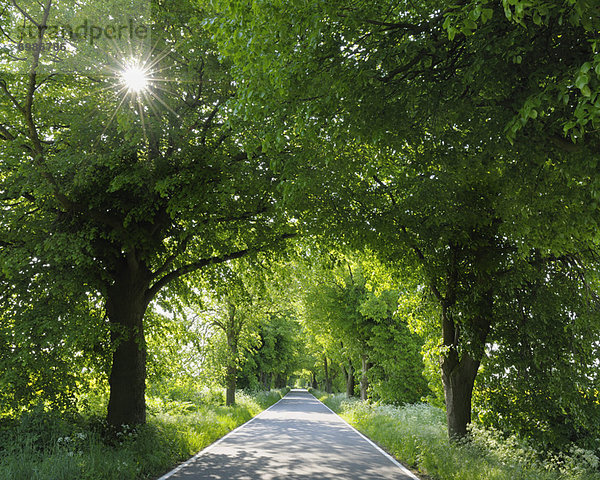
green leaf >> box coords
[464,19,478,31]
[582,85,591,97]
[575,73,589,90]
[470,7,481,21]
[481,8,494,23]
[581,62,592,74]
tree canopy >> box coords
[0,0,295,426]
[1,0,600,456]
[209,0,600,439]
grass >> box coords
[311,391,600,480]
[0,387,289,480]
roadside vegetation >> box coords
[0,385,288,480]
[314,391,600,480]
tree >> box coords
[474,256,600,450]
[303,137,599,439]
[189,259,294,405]
[298,250,428,402]
[212,298,247,406]
[211,0,600,153]
[210,0,600,440]
[361,288,430,405]
[0,0,294,426]
[0,271,108,414]
[238,311,302,390]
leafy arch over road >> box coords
[209,0,600,439]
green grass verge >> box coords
[311,391,600,480]
[0,387,289,480]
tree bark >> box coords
[226,327,238,406]
[345,360,355,397]
[442,351,480,439]
[260,371,271,390]
[106,256,152,428]
[226,364,237,406]
[275,374,287,388]
[440,300,491,440]
[360,356,370,401]
[323,356,332,393]
[223,300,241,406]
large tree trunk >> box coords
[226,326,238,406]
[106,257,152,428]
[226,364,237,406]
[440,300,491,440]
[442,351,480,439]
[360,356,370,401]
[345,360,355,398]
[323,356,332,393]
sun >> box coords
[120,62,150,93]
[101,52,180,138]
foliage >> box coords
[210,0,600,152]
[474,259,600,450]
[210,0,600,441]
[238,311,303,390]
[316,392,600,480]
[0,281,108,416]
[1,0,600,460]
[297,250,430,403]
[0,0,295,425]
[179,259,301,403]
[0,385,288,480]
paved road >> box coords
[158,389,419,480]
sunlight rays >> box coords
[120,62,150,93]
[91,43,183,142]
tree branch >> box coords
[373,175,397,206]
[151,234,192,280]
[0,123,16,141]
[145,232,296,302]
[11,0,41,27]
[201,101,221,146]
[550,135,580,153]
[0,79,25,113]
[13,0,78,213]
[336,13,426,34]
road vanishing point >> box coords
[157,389,419,480]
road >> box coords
[157,389,419,480]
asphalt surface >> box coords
[158,389,419,480]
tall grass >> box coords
[0,387,289,480]
[314,391,600,480]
